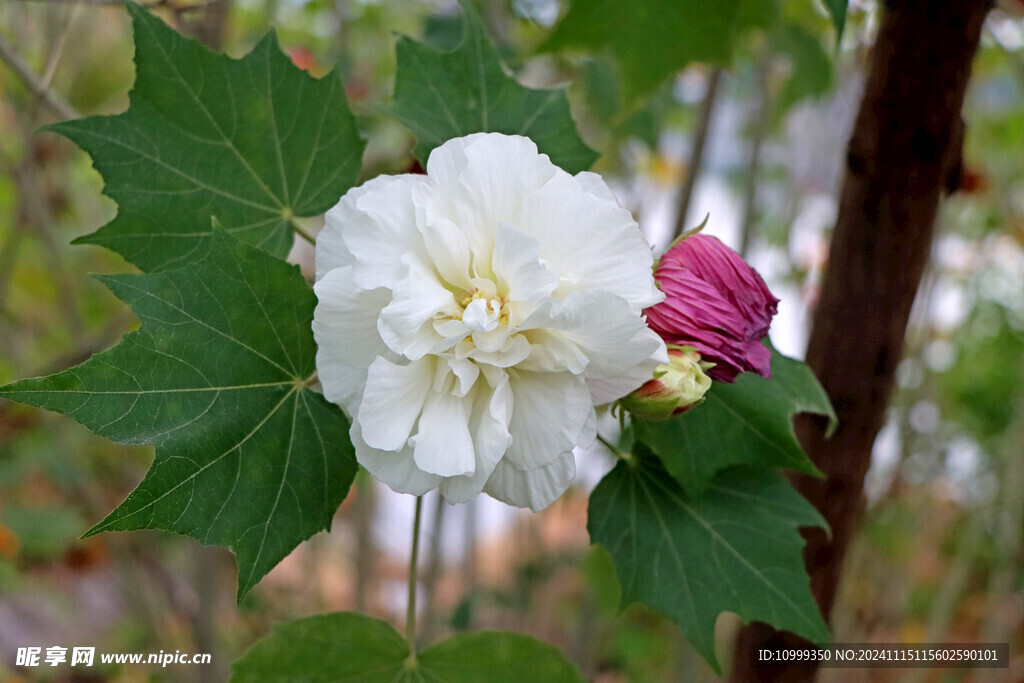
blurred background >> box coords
[1,0,1022,680]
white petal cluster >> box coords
[313,133,665,511]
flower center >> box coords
[460,289,510,332]
[429,279,531,368]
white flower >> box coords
[313,133,666,511]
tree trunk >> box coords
[185,0,233,52]
[730,1,990,681]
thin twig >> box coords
[12,161,85,339]
[40,4,80,88]
[0,33,79,120]
[672,67,723,241]
[738,52,772,258]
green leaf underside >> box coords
[541,0,744,101]
[231,612,586,682]
[49,1,364,272]
[387,0,598,175]
[0,232,357,599]
[589,455,829,672]
[635,344,835,497]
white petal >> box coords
[315,178,373,280]
[439,371,513,503]
[468,333,532,368]
[336,175,432,290]
[584,320,667,405]
[462,298,499,332]
[358,357,434,451]
[448,358,480,398]
[547,290,665,380]
[351,422,440,496]
[504,370,592,471]
[377,255,458,359]
[573,171,619,202]
[587,369,659,405]
[492,221,558,304]
[577,408,597,448]
[418,212,474,291]
[411,388,475,477]
[484,451,576,512]
[522,173,662,311]
[518,329,589,374]
[425,134,558,262]
[312,267,393,413]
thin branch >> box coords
[738,52,772,258]
[672,67,723,241]
[40,4,80,89]
[0,33,79,120]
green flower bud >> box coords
[620,346,713,421]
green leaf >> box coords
[387,0,598,174]
[634,343,835,497]
[772,22,833,115]
[0,231,357,599]
[738,0,780,30]
[231,612,585,682]
[589,454,829,672]
[821,0,848,43]
[48,2,365,271]
[541,0,744,102]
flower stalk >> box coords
[406,495,424,660]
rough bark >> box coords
[730,1,990,680]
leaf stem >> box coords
[291,220,316,245]
[596,433,633,464]
[405,495,424,658]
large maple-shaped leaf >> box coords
[541,0,744,101]
[589,453,829,671]
[48,2,365,271]
[0,231,357,599]
[634,344,835,497]
[387,0,597,174]
[232,612,585,682]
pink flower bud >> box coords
[620,346,713,420]
[644,233,779,382]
